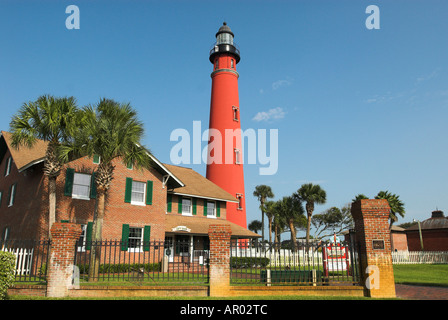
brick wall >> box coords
[1,154,168,242]
[406,229,448,251]
[208,224,232,297]
[351,199,396,298]
[0,150,48,240]
[46,222,82,297]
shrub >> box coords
[230,257,270,268]
[0,251,16,300]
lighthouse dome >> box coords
[216,22,234,37]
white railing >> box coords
[392,251,448,264]
[1,247,34,275]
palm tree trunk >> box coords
[289,219,297,252]
[268,218,273,245]
[48,176,57,238]
[88,191,105,281]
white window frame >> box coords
[77,224,87,252]
[232,106,239,121]
[130,180,146,206]
[182,197,192,216]
[236,193,243,210]
[3,227,9,242]
[128,227,144,252]
[72,173,92,200]
[206,201,217,218]
[234,148,241,164]
[5,156,12,176]
[8,183,16,207]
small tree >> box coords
[0,251,16,300]
[295,183,327,246]
[311,204,353,240]
[375,190,405,228]
[278,196,305,252]
[59,98,153,280]
[9,95,79,237]
[253,185,274,242]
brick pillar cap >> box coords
[208,224,232,234]
[50,222,82,238]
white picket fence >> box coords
[392,251,448,264]
[1,247,34,275]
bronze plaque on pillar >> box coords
[372,240,385,250]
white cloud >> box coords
[272,79,292,90]
[252,107,286,122]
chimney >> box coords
[431,210,444,218]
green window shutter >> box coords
[192,198,197,215]
[90,172,97,199]
[60,220,69,223]
[124,177,133,203]
[178,195,182,214]
[86,222,93,250]
[143,226,151,251]
[121,224,130,251]
[217,201,220,217]
[203,200,208,216]
[146,181,153,205]
[93,154,100,164]
[64,168,75,196]
[167,194,172,212]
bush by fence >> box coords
[0,251,16,300]
[230,257,270,268]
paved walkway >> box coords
[395,284,448,300]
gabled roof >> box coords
[0,131,184,188]
[0,131,48,172]
[163,164,238,203]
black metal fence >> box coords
[230,239,361,286]
[1,239,51,283]
[73,239,209,285]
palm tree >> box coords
[253,185,274,242]
[272,202,287,243]
[59,98,152,280]
[248,220,262,234]
[278,196,305,251]
[295,183,327,246]
[352,194,369,202]
[263,200,279,245]
[375,190,405,228]
[9,95,79,237]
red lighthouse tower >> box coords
[206,22,247,229]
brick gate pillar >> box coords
[208,224,232,297]
[46,222,82,298]
[351,199,396,298]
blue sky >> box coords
[1,0,447,238]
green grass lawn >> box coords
[9,264,448,300]
[393,264,448,287]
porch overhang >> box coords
[165,214,260,239]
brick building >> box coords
[0,131,258,255]
[405,210,448,251]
